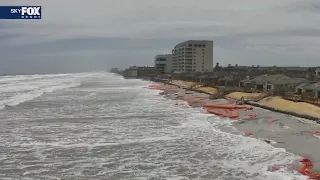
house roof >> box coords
[220,76,234,81]
[250,74,302,85]
[296,82,313,89]
[303,82,320,90]
[251,75,268,84]
[293,78,309,83]
[267,75,293,84]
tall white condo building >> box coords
[172,40,213,73]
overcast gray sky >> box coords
[1,0,320,74]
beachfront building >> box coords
[123,66,158,78]
[154,54,173,74]
[316,67,320,79]
[295,82,320,99]
[172,40,214,73]
[239,74,308,92]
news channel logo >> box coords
[0,6,41,19]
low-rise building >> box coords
[239,76,252,88]
[123,66,158,78]
[240,74,308,92]
[295,82,320,99]
[194,72,226,86]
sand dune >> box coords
[225,92,262,100]
[196,87,217,94]
[169,80,320,119]
[259,96,320,118]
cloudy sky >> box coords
[1,0,320,74]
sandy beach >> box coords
[225,92,320,119]
[156,81,320,174]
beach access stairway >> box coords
[236,92,271,104]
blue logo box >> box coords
[0,6,41,19]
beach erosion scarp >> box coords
[167,80,320,121]
[148,80,320,178]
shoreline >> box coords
[147,80,320,173]
[159,80,320,123]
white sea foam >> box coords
[0,72,308,179]
[0,73,98,109]
[145,90,306,180]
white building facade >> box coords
[172,40,214,73]
[154,54,173,74]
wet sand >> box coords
[159,87,320,173]
[234,107,320,170]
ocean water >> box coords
[0,72,307,180]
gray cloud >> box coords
[1,0,320,74]
[286,0,320,13]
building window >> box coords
[188,44,192,47]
